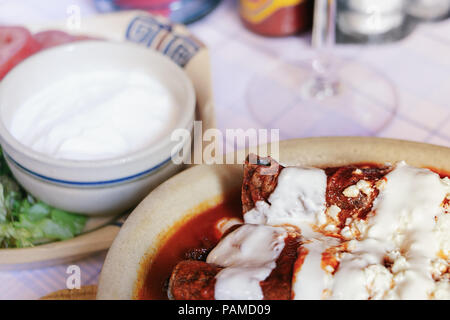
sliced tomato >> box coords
[0,26,40,80]
[33,30,75,49]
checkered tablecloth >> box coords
[0,0,449,300]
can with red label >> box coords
[239,0,313,36]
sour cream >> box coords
[244,167,327,227]
[207,224,287,300]
[9,70,178,161]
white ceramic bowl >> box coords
[0,41,195,216]
[96,137,450,299]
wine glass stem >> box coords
[303,0,339,99]
[313,0,336,58]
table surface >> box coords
[0,0,449,299]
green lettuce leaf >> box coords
[0,147,88,248]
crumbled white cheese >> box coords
[220,161,450,300]
[357,180,373,196]
[360,162,448,299]
[343,180,373,197]
[364,264,394,300]
[375,178,387,191]
[340,226,353,239]
[350,219,369,238]
[431,258,448,279]
[386,250,409,273]
[343,185,360,198]
[431,281,450,300]
[326,205,341,221]
[296,162,448,300]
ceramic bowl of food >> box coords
[0,40,195,215]
[97,137,450,300]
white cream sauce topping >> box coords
[291,238,336,300]
[244,167,327,227]
[214,161,449,300]
[206,224,287,300]
[351,161,449,299]
[294,162,450,300]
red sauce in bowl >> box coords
[137,191,243,300]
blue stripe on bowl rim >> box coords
[4,152,173,187]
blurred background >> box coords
[1,0,449,147]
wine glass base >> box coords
[300,75,340,100]
[246,58,398,138]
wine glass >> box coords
[246,0,398,138]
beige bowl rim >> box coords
[96,137,450,299]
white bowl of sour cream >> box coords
[0,41,195,215]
